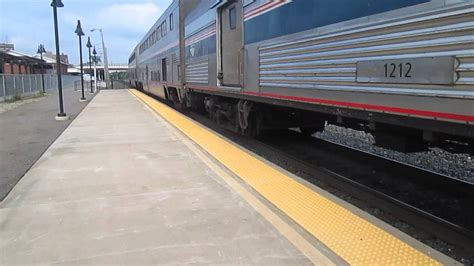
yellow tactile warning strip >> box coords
[140,101,337,265]
[130,89,441,265]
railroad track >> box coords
[145,92,474,262]
[250,132,474,261]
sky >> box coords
[0,0,173,64]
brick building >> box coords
[0,43,69,75]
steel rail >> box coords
[247,138,474,257]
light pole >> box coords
[86,37,93,93]
[91,28,109,88]
[75,20,86,102]
[51,0,68,120]
[36,44,46,93]
[92,46,98,93]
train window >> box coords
[229,6,236,30]
[162,58,167,82]
[243,0,255,7]
[169,13,173,31]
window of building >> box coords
[229,6,236,30]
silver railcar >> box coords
[129,0,474,152]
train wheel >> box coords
[242,112,263,138]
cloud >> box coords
[0,0,170,64]
[97,3,162,33]
[60,2,161,33]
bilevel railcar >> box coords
[129,0,474,154]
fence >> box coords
[74,79,107,91]
[73,79,131,91]
[110,80,132,90]
[0,74,80,102]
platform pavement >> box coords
[0,90,333,264]
[0,87,95,201]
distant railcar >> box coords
[129,0,474,153]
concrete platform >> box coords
[0,90,324,264]
[0,86,93,200]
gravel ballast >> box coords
[315,125,473,183]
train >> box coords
[128,0,474,154]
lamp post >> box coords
[91,28,109,88]
[92,46,98,93]
[51,0,68,120]
[86,37,93,93]
[36,44,46,93]
[75,20,86,102]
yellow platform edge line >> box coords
[129,89,441,265]
[142,101,337,265]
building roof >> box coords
[0,49,44,65]
[31,54,57,64]
[67,66,81,74]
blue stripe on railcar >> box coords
[244,0,430,44]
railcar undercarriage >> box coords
[162,88,474,155]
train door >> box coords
[218,0,243,87]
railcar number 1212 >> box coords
[384,62,413,79]
[357,56,456,85]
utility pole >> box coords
[91,28,109,88]
[75,20,86,102]
[36,44,46,93]
[93,46,98,93]
[86,37,93,93]
[50,0,68,120]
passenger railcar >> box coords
[129,0,474,153]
